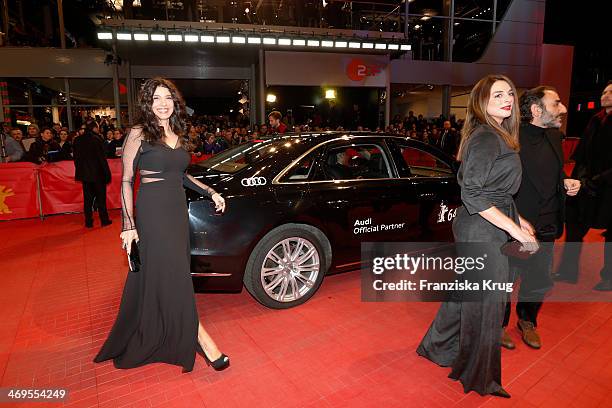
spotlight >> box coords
[266,93,277,103]
[117,32,132,40]
[325,89,336,99]
[97,31,113,40]
[133,32,149,41]
[150,32,166,41]
[184,33,199,42]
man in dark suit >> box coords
[502,86,581,350]
[73,120,112,228]
[554,81,612,291]
[437,120,459,157]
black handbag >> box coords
[500,240,539,260]
[128,241,141,272]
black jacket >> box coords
[567,109,612,228]
[27,138,61,164]
[514,123,567,238]
[73,132,111,183]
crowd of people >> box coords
[0,109,466,165]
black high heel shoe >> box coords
[490,388,511,398]
[196,343,230,371]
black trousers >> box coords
[83,181,109,224]
[503,231,555,327]
[556,220,612,281]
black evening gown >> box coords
[94,128,215,372]
[416,125,522,395]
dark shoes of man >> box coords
[501,329,516,350]
[593,279,612,291]
[551,273,577,284]
[517,320,541,349]
[85,219,112,228]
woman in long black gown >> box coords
[94,78,229,373]
[417,75,538,397]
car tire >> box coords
[244,223,331,309]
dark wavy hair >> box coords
[135,77,193,151]
[519,85,556,123]
[457,74,520,160]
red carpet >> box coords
[1,211,611,408]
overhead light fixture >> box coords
[247,36,261,44]
[375,43,387,50]
[97,31,113,40]
[325,89,336,99]
[266,93,277,103]
[292,39,306,46]
[232,35,246,44]
[263,37,276,45]
[201,34,215,43]
[335,40,348,48]
[307,39,320,47]
[278,38,291,46]
[133,32,149,41]
[400,44,411,51]
[168,33,182,42]
[362,42,374,49]
[421,15,431,21]
[388,43,399,50]
[184,33,199,42]
[216,35,231,43]
[150,32,166,41]
[321,40,334,47]
[117,32,132,40]
[348,41,361,49]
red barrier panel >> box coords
[38,159,124,215]
[0,162,39,221]
[190,153,213,164]
[563,137,580,162]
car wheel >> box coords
[244,224,331,309]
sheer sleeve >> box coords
[121,127,143,231]
[183,173,217,198]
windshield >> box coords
[195,140,278,173]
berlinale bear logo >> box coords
[346,59,384,82]
[0,185,15,214]
[437,202,457,223]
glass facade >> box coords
[1,1,512,63]
[1,78,128,131]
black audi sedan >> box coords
[185,132,461,309]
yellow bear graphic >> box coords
[0,185,15,214]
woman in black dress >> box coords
[417,75,538,398]
[94,78,229,373]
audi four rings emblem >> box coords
[241,177,267,187]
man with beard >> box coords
[554,81,612,291]
[501,86,581,350]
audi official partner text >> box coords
[185,132,461,308]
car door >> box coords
[304,138,421,269]
[386,139,461,242]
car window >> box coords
[194,140,275,173]
[395,144,453,177]
[280,152,317,182]
[315,144,392,181]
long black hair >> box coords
[135,77,193,151]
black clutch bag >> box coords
[128,241,141,272]
[500,240,538,260]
